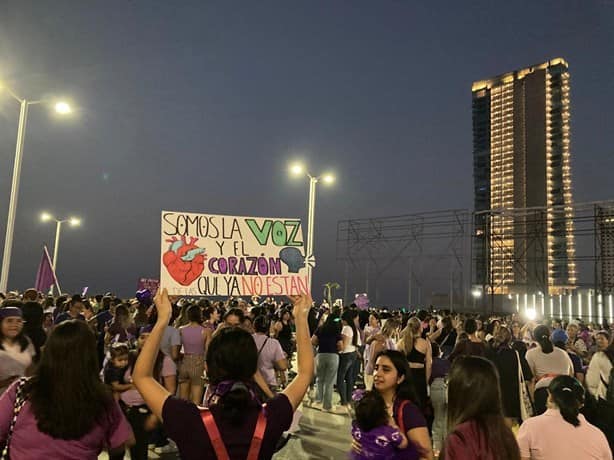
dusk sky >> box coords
[1,1,613,303]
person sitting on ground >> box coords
[132,289,314,460]
[441,356,520,460]
[517,375,612,460]
[0,320,134,459]
[350,390,409,460]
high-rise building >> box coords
[597,206,614,294]
[472,58,576,295]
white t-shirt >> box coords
[341,325,356,353]
[0,340,35,394]
[525,346,573,390]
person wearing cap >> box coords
[0,307,36,394]
[551,329,585,384]
[517,375,612,460]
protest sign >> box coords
[160,211,309,296]
[137,278,160,295]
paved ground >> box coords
[99,403,353,460]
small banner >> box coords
[137,278,160,295]
[160,211,309,296]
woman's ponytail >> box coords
[534,325,553,353]
[548,376,584,427]
[219,382,256,424]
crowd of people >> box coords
[0,286,613,459]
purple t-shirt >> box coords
[392,399,427,460]
[351,422,404,460]
[162,393,293,460]
[0,380,132,459]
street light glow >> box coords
[471,289,482,298]
[54,101,71,114]
[290,163,304,176]
[40,212,53,222]
[322,174,335,184]
[69,217,81,227]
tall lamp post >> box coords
[0,84,72,293]
[40,212,81,294]
[289,163,335,294]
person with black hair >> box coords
[447,318,487,362]
[253,315,287,393]
[0,307,35,394]
[525,325,573,415]
[337,309,359,413]
[311,312,343,412]
[21,300,46,362]
[0,320,134,458]
[517,375,612,459]
[350,390,409,459]
[368,350,433,459]
[441,356,520,460]
[487,326,533,426]
[54,295,85,324]
[133,289,314,460]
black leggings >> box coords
[109,405,152,460]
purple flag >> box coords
[35,246,59,293]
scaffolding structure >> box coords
[336,209,472,308]
[336,200,614,313]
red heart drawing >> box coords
[163,236,207,286]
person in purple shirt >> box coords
[361,350,433,460]
[0,320,133,459]
[351,390,409,460]
[132,289,314,460]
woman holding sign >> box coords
[132,289,314,460]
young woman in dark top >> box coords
[441,356,520,460]
[448,318,487,362]
[486,326,532,427]
[133,289,313,460]
[368,350,433,460]
[398,317,432,410]
[311,312,343,412]
[428,316,456,359]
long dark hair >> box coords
[206,327,258,423]
[341,310,358,347]
[534,325,553,353]
[549,376,585,426]
[26,320,115,439]
[444,356,519,460]
[319,312,342,336]
[374,350,418,404]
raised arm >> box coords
[132,288,172,421]
[282,294,314,410]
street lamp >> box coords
[289,162,335,293]
[0,85,72,292]
[40,212,81,294]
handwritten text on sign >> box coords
[160,211,308,296]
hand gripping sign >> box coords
[161,211,310,297]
